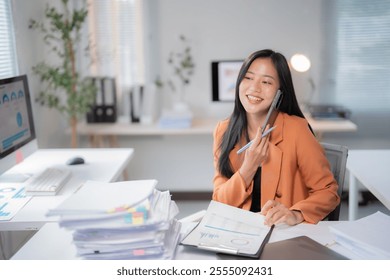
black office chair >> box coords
[321,142,349,221]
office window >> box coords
[0,0,18,78]
[324,0,390,112]
[87,0,145,112]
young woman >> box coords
[212,49,339,225]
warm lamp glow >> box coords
[290,54,311,72]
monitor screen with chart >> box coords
[0,75,37,179]
[211,60,243,102]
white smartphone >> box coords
[261,89,283,133]
[236,90,283,155]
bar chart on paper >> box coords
[0,184,31,221]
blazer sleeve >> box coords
[290,120,340,223]
[211,121,253,209]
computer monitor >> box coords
[0,75,38,181]
[211,60,243,102]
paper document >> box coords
[329,211,390,259]
[0,183,32,221]
[47,179,157,216]
[47,179,181,260]
[181,200,273,258]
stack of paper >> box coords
[47,180,181,260]
[329,211,390,259]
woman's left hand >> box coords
[261,200,304,226]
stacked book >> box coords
[158,108,193,129]
[47,180,181,260]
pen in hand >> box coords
[236,126,277,154]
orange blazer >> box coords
[212,112,340,224]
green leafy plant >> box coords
[29,0,96,148]
[156,35,195,102]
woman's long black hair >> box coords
[217,49,307,178]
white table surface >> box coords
[76,117,357,136]
[347,150,390,220]
[76,118,219,136]
[0,148,134,231]
[11,220,361,260]
[306,116,357,133]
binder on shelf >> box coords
[87,77,117,123]
[130,85,144,123]
[180,200,274,259]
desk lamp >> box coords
[290,53,315,110]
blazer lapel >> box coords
[261,114,284,205]
[262,143,282,204]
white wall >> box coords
[123,0,326,192]
[11,0,389,192]
[152,0,323,118]
[12,0,71,148]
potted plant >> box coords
[157,35,195,111]
[29,0,96,148]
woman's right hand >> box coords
[239,125,270,187]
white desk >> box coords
[76,117,357,147]
[305,116,357,139]
[0,148,134,231]
[347,150,390,221]
[11,220,360,260]
[76,119,217,147]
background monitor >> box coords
[211,60,243,102]
[0,75,38,181]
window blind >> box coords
[87,0,145,106]
[331,0,390,111]
[0,0,18,78]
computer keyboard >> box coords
[24,168,72,196]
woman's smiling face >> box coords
[239,57,280,117]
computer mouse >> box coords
[66,156,85,165]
